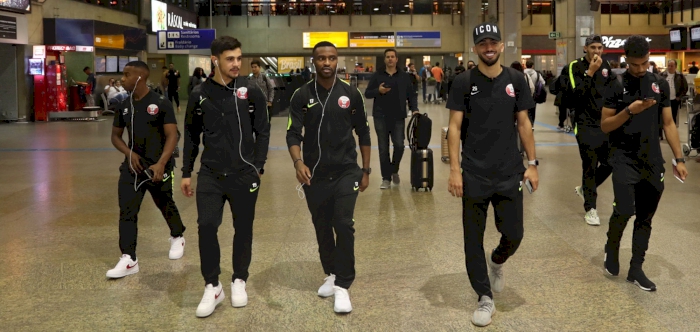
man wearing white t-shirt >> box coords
[105,79,128,105]
[660,60,688,139]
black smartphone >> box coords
[643,96,655,101]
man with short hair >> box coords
[365,48,418,189]
[182,36,270,318]
[467,60,476,70]
[431,62,444,102]
[250,59,275,111]
[524,60,545,126]
[601,35,688,292]
[660,59,688,139]
[447,23,538,327]
[107,61,186,279]
[287,41,371,314]
[563,35,616,226]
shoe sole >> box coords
[603,254,619,276]
[334,308,352,314]
[574,187,584,202]
[106,267,139,279]
[232,300,248,308]
[585,219,601,226]
[626,279,657,292]
[169,251,184,260]
[196,294,225,318]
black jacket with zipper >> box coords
[561,57,617,127]
[182,77,270,178]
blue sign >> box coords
[396,31,441,48]
[157,29,216,50]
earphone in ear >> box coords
[214,60,219,67]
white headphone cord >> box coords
[217,62,260,176]
[128,77,151,192]
[296,73,337,200]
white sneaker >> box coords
[471,295,496,327]
[574,186,584,202]
[169,236,185,260]
[318,274,336,297]
[196,282,225,318]
[106,254,139,278]
[333,286,352,313]
[488,250,504,293]
[231,279,248,307]
[379,180,391,189]
[585,208,601,226]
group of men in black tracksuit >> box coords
[561,35,688,292]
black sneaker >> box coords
[604,250,619,276]
[627,268,657,292]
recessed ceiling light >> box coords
[373,7,379,11]
[404,4,409,7]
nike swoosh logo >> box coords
[199,98,207,105]
[353,186,359,191]
[307,102,319,108]
[127,263,137,269]
[250,187,259,193]
[470,91,480,95]
[215,289,222,299]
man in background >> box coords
[166,63,181,113]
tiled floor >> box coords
[1,93,699,331]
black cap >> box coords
[585,34,603,46]
[473,23,501,44]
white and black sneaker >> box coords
[471,295,496,327]
[627,268,657,292]
[604,249,619,276]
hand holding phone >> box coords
[524,179,534,194]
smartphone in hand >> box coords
[524,179,534,194]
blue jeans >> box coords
[374,115,406,181]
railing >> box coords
[196,0,466,17]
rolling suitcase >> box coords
[440,127,449,163]
[411,148,434,192]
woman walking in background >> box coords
[189,67,206,95]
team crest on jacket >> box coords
[651,82,660,94]
[505,84,515,97]
[236,87,248,99]
[147,104,159,115]
[602,69,608,78]
[338,96,350,109]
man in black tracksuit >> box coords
[601,35,687,292]
[287,41,371,314]
[181,37,270,318]
[108,61,186,279]
[447,23,538,327]
[562,35,615,226]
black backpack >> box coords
[460,66,518,142]
[532,71,547,104]
[407,112,432,149]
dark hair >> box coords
[251,59,262,67]
[312,41,337,55]
[510,61,524,72]
[125,61,150,73]
[408,63,414,67]
[620,62,627,68]
[211,36,242,57]
[525,60,534,69]
[162,66,168,70]
[467,60,475,64]
[192,67,204,78]
[384,48,397,57]
[435,62,440,66]
[623,35,650,58]
[83,66,90,72]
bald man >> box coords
[107,61,186,279]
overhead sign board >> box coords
[548,31,561,39]
[302,32,348,49]
[157,29,216,50]
[278,57,305,72]
[349,32,395,48]
[0,15,17,40]
[396,31,441,48]
[0,0,30,13]
[151,0,197,32]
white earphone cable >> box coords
[127,76,152,192]
[216,60,259,176]
[296,71,337,200]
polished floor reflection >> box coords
[1,95,699,331]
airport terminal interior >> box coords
[2,0,700,330]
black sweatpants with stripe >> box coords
[118,164,185,260]
[196,168,261,286]
[462,171,524,300]
[575,124,613,212]
[303,166,363,289]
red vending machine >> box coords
[34,60,68,121]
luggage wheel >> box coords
[683,143,691,156]
[441,156,449,162]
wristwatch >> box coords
[361,168,372,174]
[259,168,265,175]
[527,160,539,166]
[673,158,685,166]
[626,106,633,117]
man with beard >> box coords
[108,61,186,279]
[446,23,538,327]
[181,36,270,318]
[563,35,615,226]
[286,41,371,314]
[365,48,418,189]
[601,35,687,292]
